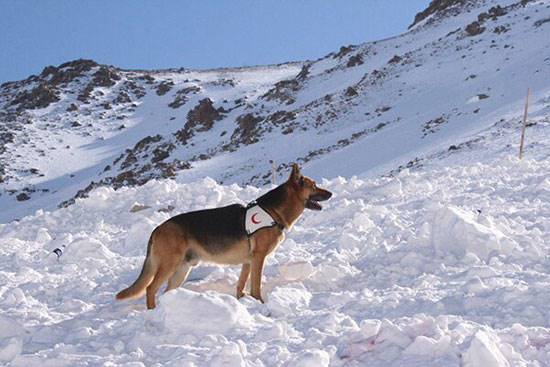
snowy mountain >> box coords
[1,0,549,223]
[0,0,549,365]
[0,92,548,365]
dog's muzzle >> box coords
[305,189,332,211]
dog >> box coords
[116,163,332,309]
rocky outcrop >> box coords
[262,79,300,105]
[175,98,225,143]
[168,86,200,108]
[10,84,59,111]
[40,59,98,86]
[229,113,264,146]
[409,0,470,29]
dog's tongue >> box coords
[305,199,322,211]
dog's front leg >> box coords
[250,252,266,303]
[236,263,250,299]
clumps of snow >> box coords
[266,284,312,316]
[154,289,253,335]
[277,260,314,281]
[0,315,24,363]
[463,330,509,367]
[291,349,330,367]
[404,334,451,357]
[0,114,548,365]
[64,237,117,262]
[427,204,516,261]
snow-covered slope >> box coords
[0,91,548,365]
[1,0,549,223]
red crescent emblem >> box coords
[251,213,261,224]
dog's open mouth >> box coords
[305,190,332,211]
[305,198,323,211]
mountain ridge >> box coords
[1,0,549,222]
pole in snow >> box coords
[518,88,531,160]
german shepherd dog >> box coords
[116,164,332,309]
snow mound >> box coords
[463,330,510,367]
[155,289,253,335]
[428,205,516,261]
[0,315,24,363]
[266,284,312,316]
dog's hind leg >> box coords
[146,264,177,309]
[165,262,192,292]
[236,263,250,299]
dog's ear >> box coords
[288,163,301,184]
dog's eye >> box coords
[299,177,304,187]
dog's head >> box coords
[288,163,332,211]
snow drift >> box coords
[0,110,548,365]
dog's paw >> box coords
[236,291,248,299]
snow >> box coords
[0,106,548,365]
[0,0,549,365]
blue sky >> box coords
[0,1,429,83]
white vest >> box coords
[245,204,278,236]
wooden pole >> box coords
[518,88,531,160]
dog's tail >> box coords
[116,235,156,301]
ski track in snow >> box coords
[0,109,548,366]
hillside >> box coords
[1,0,549,222]
[0,89,548,365]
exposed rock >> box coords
[345,86,358,97]
[488,5,507,18]
[130,204,151,213]
[41,59,98,86]
[138,74,155,84]
[77,84,94,103]
[157,205,175,213]
[114,91,131,104]
[334,45,354,58]
[493,25,510,34]
[465,21,486,36]
[91,66,121,87]
[11,84,59,110]
[230,113,264,146]
[375,106,391,114]
[534,17,550,27]
[124,81,146,99]
[134,135,163,152]
[156,80,174,96]
[267,110,296,125]
[409,0,469,29]
[296,64,311,81]
[186,98,223,131]
[423,115,448,136]
[77,67,121,103]
[206,78,236,87]
[151,143,175,163]
[66,103,78,112]
[174,98,224,144]
[16,193,30,201]
[262,79,300,105]
[388,55,403,64]
[347,54,364,67]
[168,86,200,109]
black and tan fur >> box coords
[116,164,332,309]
